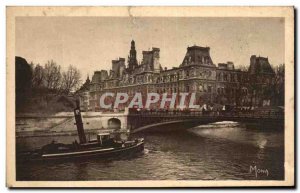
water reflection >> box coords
[189,121,284,149]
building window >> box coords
[208,71,212,77]
[231,74,235,82]
[208,85,212,93]
[199,84,203,92]
[224,74,228,81]
[186,86,189,92]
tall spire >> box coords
[86,74,90,83]
[128,40,138,72]
[131,39,135,49]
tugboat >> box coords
[17,101,144,162]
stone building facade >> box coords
[77,40,275,111]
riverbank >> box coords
[16,111,129,138]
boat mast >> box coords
[74,99,87,144]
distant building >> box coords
[77,40,275,111]
[76,76,91,111]
[248,55,276,107]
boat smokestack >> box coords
[74,99,87,144]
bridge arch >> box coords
[131,118,221,133]
[108,117,121,130]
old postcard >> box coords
[6,6,294,187]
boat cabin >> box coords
[97,133,110,145]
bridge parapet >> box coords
[127,109,284,132]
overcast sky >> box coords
[16,17,284,80]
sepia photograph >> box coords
[6,6,294,187]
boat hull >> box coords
[18,141,144,162]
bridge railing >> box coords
[128,109,284,120]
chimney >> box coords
[74,100,87,144]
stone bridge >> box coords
[16,108,284,137]
[126,109,284,133]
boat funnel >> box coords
[74,100,87,144]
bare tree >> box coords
[61,65,81,94]
[32,64,45,88]
[44,60,61,91]
[273,64,285,106]
[237,65,248,72]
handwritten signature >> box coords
[249,165,269,178]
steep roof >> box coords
[180,45,215,67]
[248,55,275,75]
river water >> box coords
[16,121,284,181]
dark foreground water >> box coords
[16,121,284,180]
